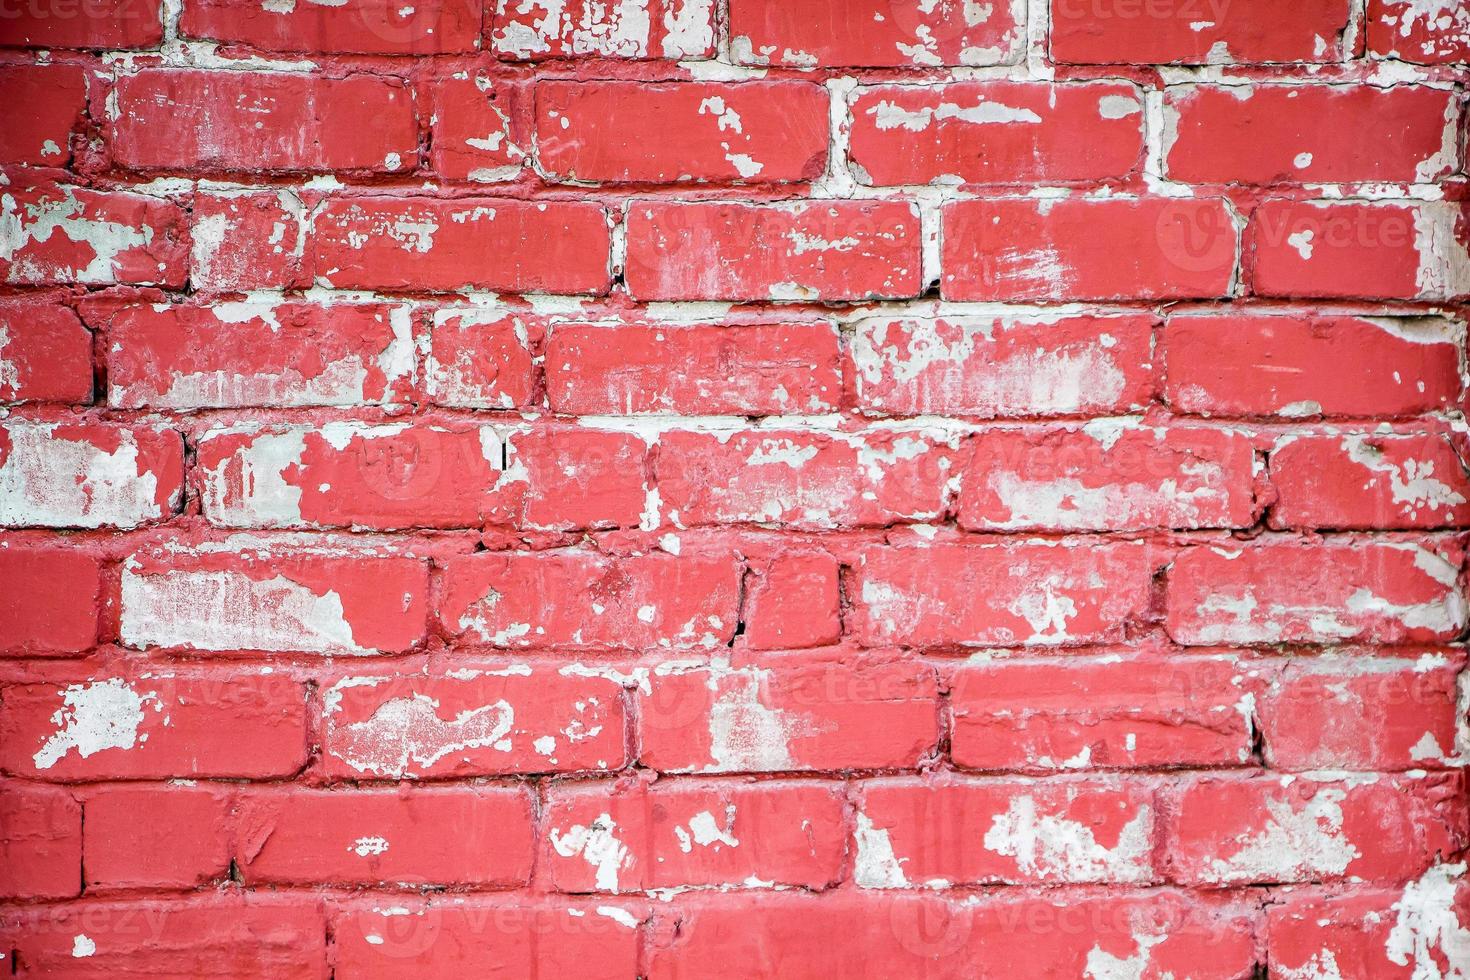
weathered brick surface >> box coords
[5,1,1470,974]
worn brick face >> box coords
[5,1,1470,974]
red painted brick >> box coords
[542,777,846,891]
[1248,199,1470,300]
[1166,84,1457,185]
[1369,0,1470,64]
[853,776,1158,886]
[424,74,528,182]
[1166,538,1467,646]
[1258,653,1465,770]
[1163,313,1464,418]
[0,298,93,404]
[942,197,1238,301]
[83,785,233,889]
[332,897,642,978]
[537,81,829,184]
[425,308,539,408]
[0,896,327,978]
[0,672,308,780]
[312,197,612,294]
[728,0,1023,68]
[0,64,85,165]
[318,667,626,778]
[958,424,1256,532]
[625,199,922,302]
[852,540,1153,648]
[181,0,482,53]
[489,0,715,60]
[0,544,101,654]
[849,82,1144,186]
[743,550,841,650]
[105,301,414,409]
[509,425,650,530]
[0,0,164,49]
[1165,772,1467,885]
[237,786,534,886]
[190,190,310,292]
[109,69,419,174]
[638,661,939,773]
[950,656,1262,771]
[0,781,81,899]
[439,550,739,649]
[120,545,428,654]
[545,320,842,415]
[653,426,960,530]
[0,182,189,287]
[1270,431,1470,529]
[0,421,183,528]
[1050,0,1354,64]
[851,313,1156,418]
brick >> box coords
[638,661,939,773]
[0,897,327,978]
[1050,0,1355,64]
[0,544,101,654]
[1369,0,1470,64]
[1258,653,1465,771]
[1248,199,1470,300]
[849,81,1144,186]
[0,421,183,528]
[120,546,429,654]
[196,422,511,530]
[853,776,1157,886]
[237,786,534,886]
[332,897,643,978]
[490,0,715,59]
[0,64,86,164]
[0,0,164,49]
[425,74,528,182]
[0,781,81,899]
[439,550,739,649]
[852,540,1152,648]
[0,182,189,287]
[109,69,418,174]
[508,425,650,530]
[83,786,233,889]
[646,891,1257,978]
[942,197,1238,301]
[545,320,842,415]
[958,424,1256,532]
[424,308,539,408]
[537,80,829,184]
[850,313,1156,417]
[1165,84,1457,185]
[1165,772,1467,885]
[312,197,612,294]
[1165,538,1467,646]
[190,190,310,292]
[319,667,626,778]
[950,656,1261,771]
[1269,431,1470,529]
[652,426,961,530]
[625,199,922,302]
[0,672,308,780]
[181,0,482,53]
[1163,313,1464,418]
[728,0,1023,68]
[105,301,414,409]
[542,778,846,891]
[0,297,93,404]
[743,550,841,650]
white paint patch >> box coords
[72,935,96,958]
[2,187,155,285]
[1205,787,1361,883]
[853,810,909,887]
[333,693,514,777]
[868,99,1042,132]
[983,795,1153,882]
[550,813,630,891]
[0,423,166,528]
[33,678,159,770]
[702,669,799,772]
[1386,862,1470,977]
[1084,929,1167,980]
[349,836,390,857]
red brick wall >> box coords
[2,0,1469,975]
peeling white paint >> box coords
[551,813,630,891]
[983,795,1153,883]
[34,679,160,770]
[334,692,515,777]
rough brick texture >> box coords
[3,0,1470,975]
